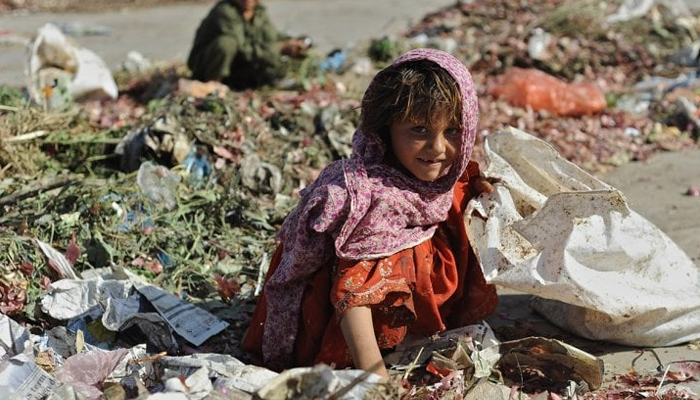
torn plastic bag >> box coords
[465,127,700,347]
[56,348,129,399]
[488,68,606,116]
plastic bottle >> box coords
[136,161,181,210]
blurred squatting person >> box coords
[187,0,309,90]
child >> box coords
[242,48,497,378]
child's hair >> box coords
[360,60,463,140]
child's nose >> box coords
[429,132,448,153]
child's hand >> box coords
[471,175,499,196]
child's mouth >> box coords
[418,158,443,165]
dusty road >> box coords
[1,0,700,384]
[603,148,700,263]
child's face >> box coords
[389,115,461,182]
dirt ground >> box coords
[1,0,700,392]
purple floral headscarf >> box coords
[262,48,479,369]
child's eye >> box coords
[445,127,461,136]
[411,126,428,134]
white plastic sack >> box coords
[466,127,700,347]
[25,23,118,107]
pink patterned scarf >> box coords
[262,48,479,369]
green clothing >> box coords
[187,0,283,89]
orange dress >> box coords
[242,164,498,370]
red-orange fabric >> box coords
[242,162,498,370]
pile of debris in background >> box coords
[1,0,700,398]
[396,0,700,171]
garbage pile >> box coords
[401,0,700,171]
[0,81,368,398]
[0,80,359,314]
[1,0,700,398]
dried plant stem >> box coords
[402,347,424,381]
[255,251,269,296]
[3,130,49,143]
[0,176,75,207]
[130,351,168,365]
[656,364,671,393]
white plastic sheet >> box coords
[25,23,118,107]
[466,127,700,347]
